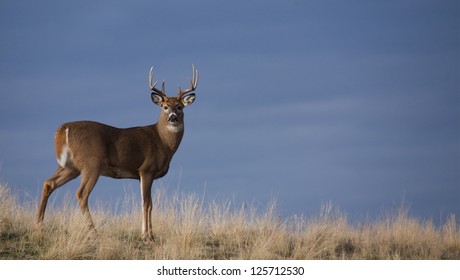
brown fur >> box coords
[36,89,195,242]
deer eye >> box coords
[163,106,169,110]
[177,106,182,111]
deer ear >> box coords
[151,93,164,106]
[181,93,196,107]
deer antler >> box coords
[149,67,166,97]
[177,64,198,98]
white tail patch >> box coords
[57,128,72,168]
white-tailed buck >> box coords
[36,66,198,241]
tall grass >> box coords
[0,182,459,259]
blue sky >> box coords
[0,0,458,224]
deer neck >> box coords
[156,116,184,152]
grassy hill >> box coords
[0,183,459,259]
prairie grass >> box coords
[0,183,459,259]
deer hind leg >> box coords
[36,166,80,224]
[140,174,154,242]
[75,169,100,232]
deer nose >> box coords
[168,113,178,123]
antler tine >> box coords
[178,64,199,98]
[192,64,198,88]
[149,66,166,96]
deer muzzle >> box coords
[168,113,178,123]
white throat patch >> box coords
[166,124,183,133]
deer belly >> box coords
[102,166,139,179]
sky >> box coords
[0,0,459,224]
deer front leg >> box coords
[140,174,154,242]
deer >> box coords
[36,65,198,241]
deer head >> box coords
[149,65,198,131]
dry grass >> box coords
[0,183,459,260]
